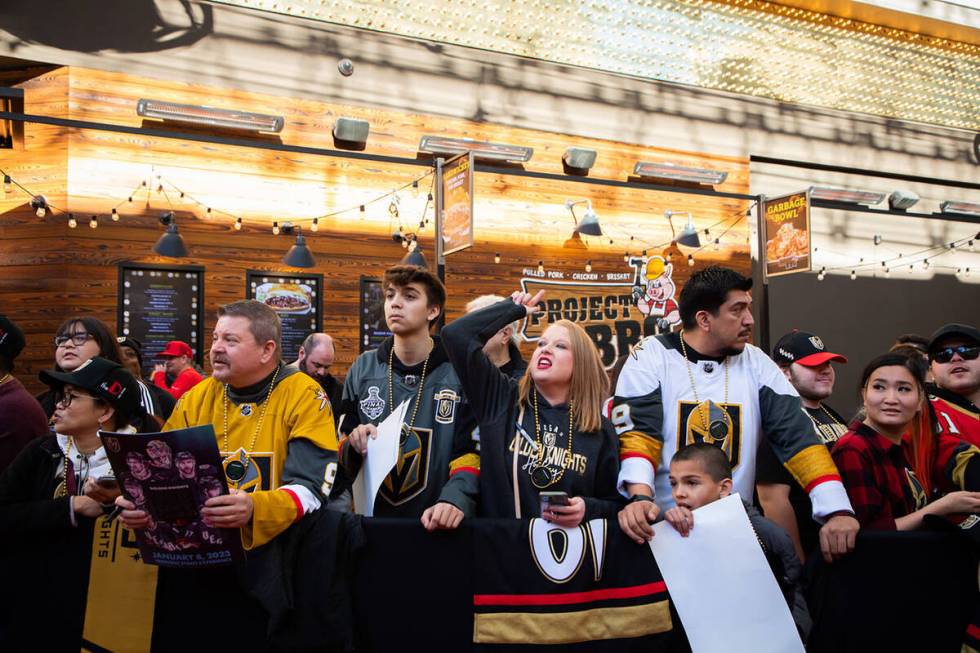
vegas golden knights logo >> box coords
[380,426,432,505]
[905,468,927,510]
[677,401,743,469]
[220,450,273,493]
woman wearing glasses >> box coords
[37,316,170,426]
[0,357,149,650]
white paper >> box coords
[649,494,804,653]
[352,400,410,517]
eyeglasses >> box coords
[932,345,980,364]
[57,391,100,408]
[54,332,94,348]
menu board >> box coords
[763,190,812,278]
[360,277,391,353]
[441,151,475,255]
[118,264,204,376]
[247,271,322,363]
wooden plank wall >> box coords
[0,67,750,393]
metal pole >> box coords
[434,157,446,331]
[752,196,771,354]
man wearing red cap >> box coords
[151,341,203,400]
[757,330,850,562]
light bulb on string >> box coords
[359,205,365,217]
[31,195,47,218]
[412,179,420,197]
[850,270,856,280]
[89,215,98,229]
[111,208,119,222]
[687,254,695,267]
[623,251,629,263]
[234,217,243,231]
[206,207,212,217]
[713,238,720,250]
[884,267,890,277]
[537,261,545,274]
[970,240,976,253]
[817,270,825,281]
[922,259,930,270]
[388,196,400,218]
[873,234,882,245]
[494,253,501,264]
[128,196,133,203]
[311,217,319,233]
[966,268,972,278]
[272,221,280,236]
[3,175,11,194]
[585,260,592,273]
[67,213,77,229]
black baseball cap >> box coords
[116,336,144,367]
[39,356,141,416]
[773,330,848,367]
[928,323,980,353]
[0,314,26,361]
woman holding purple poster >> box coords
[0,357,155,650]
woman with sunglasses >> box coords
[36,316,169,426]
[426,290,623,530]
[0,357,150,649]
[832,352,980,531]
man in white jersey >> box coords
[611,266,859,563]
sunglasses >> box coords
[932,345,980,364]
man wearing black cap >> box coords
[757,330,850,562]
[927,323,980,447]
[0,314,48,472]
[116,336,176,420]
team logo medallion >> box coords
[677,400,743,469]
[360,386,385,421]
[380,426,432,505]
[240,404,253,417]
[809,336,825,350]
[433,388,460,425]
[222,448,263,492]
[404,374,419,388]
[543,431,557,448]
[702,362,715,374]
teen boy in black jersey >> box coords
[338,265,476,524]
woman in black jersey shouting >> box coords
[429,290,624,528]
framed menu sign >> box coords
[441,151,475,255]
[247,271,323,363]
[359,277,391,353]
[763,190,812,278]
[118,263,205,377]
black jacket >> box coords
[0,436,96,651]
[441,300,624,520]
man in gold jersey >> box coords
[117,300,339,549]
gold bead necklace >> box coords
[529,391,574,489]
[679,334,729,434]
[221,363,281,482]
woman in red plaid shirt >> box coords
[832,353,980,530]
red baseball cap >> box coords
[158,341,193,358]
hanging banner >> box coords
[763,190,811,277]
[118,263,205,377]
[441,151,475,255]
[247,271,323,363]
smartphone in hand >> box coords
[539,491,570,517]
